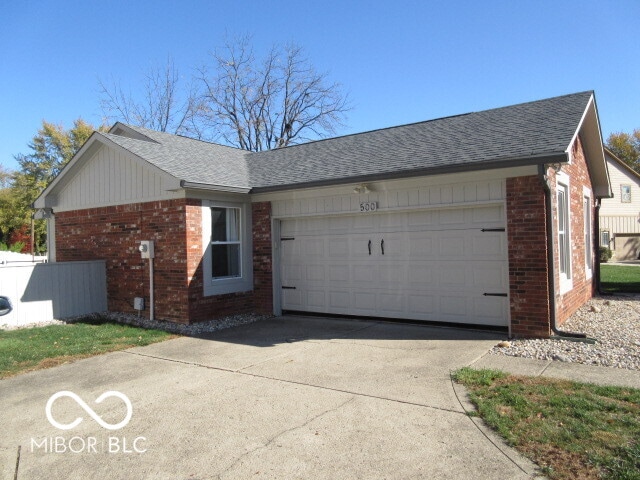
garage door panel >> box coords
[472,264,507,290]
[472,205,503,223]
[353,265,377,283]
[438,264,467,287]
[438,236,466,256]
[303,238,325,256]
[407,264,436,284]
[471,233,504,256]
[473,296,506,321]
[305,265,325,282]
[329,291,350,309]
[283,289,303,308]
[408,235,435,257]
[280,204,508,327]
[354,292,377,310]
[377,293,404,314]
[378,264,407,286]
[408,294,435,314]
[440,295,469,316]
[307,290,326,308]
[407,210,437,228]
[329,265,350,282]
[328,238,349,257]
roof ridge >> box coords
[120,123,247,154]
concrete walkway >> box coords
[472,352,640,389]
[2,315,636,479]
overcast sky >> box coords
[1,0,638,171]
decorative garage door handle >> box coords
[381,239,385,255]
[368,240,372,255]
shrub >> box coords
[599,246,613,262]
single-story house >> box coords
[34,91,612,338]
[599,149,640,260]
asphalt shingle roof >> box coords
[101,127,249,188]
[104,91,594,191]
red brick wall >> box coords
[506,137,596,337]
[185,200,256,322]
[252,202,274,314]
[56,198,275,324]
[506,175,551,338]
[552,137,596,325]
[56,199,191,322]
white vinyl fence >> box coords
[0,260,107,327]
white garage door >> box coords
[280,204,509,326]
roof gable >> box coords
[604,148,640,183]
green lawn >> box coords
[453,368,640,480]
[0,317,174,379]
[600,264,640,293]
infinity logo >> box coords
[45,391,133,431]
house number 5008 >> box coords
[359,201,377,212]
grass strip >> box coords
[0,316,174,379]
[600,264,640,293]
[453,367,640,479]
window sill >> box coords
[203,277,253,297]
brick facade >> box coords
[56,198,274,324]
[252,202,274,315]
[552,137,596,324]
[506,175,551,338]
[506,137,596,338]
[56,199,191,322]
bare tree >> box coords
[99,58,202,137]
[198,37,350,151]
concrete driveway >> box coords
[1,316,540,479]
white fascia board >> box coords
[568,95,612,198]
[33,131,103,208]
[181,181,251,194]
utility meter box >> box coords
[139,240,155,259]
[133,297,145,311]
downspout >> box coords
[595,198,602,293]
[539,164,587,339]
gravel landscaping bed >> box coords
[491,294,640,370]
[1,312,270,335]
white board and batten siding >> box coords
[0,261,107,327]
[256,169,527,328]
[52,145,182,212]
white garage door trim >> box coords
[277,203,509,327]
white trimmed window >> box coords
[583,189,592,279]
[211,207,241,279]
[202,201,253,296]
[557,173,572,293]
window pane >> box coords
[584,197,592,270]
[558,190,566,232]
[211,207,227,242]
[211,207,240,242]
[212,244,240,278]
[227,208,240,242]
[559,232,566,273]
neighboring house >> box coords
[599,149,640,261]
[34,91,611,338]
